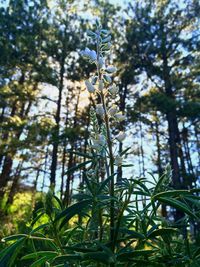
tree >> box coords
[124,0,200,194]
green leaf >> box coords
[83,172,94,195]
[147,228,179,238]
[121,164,134,167]
[153,190,192,199]
[0,237,26,267]
[53,254,83,264]
[153,165,171,192]
[97,173,116,194]
[63,246,97,253]
[117,249,156,261]
[21,251,58,260]
[30,223,50,234]
[120,147,131,156]
[65,160,92,175]
[29,235,54,242]
[84,251,115,264]
[54,200,91,229]
[31,211,45,226]
[53,195,63,209]
[193,247,200,259]
[30,256,49,267]
[156,197,198,219]
[2,234,27,242]
[118,228,145,239]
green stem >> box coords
[114,192,131,247]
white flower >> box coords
[80,47,97,61]
[89,50,97,61]
[98,80,104,91]
[85,80,95,93]
[108,85,119,95]
[108,104,118,116]
[98,57,104,68]
[114,156,123,166]
[114,112,126,122]
[91,76,98,85]
[96,104,105,117]
[106,66,117,73]
[116,131,126,142]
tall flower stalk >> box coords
[81,20,126,253]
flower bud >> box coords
[98,57,104,69]
[116,131,126,142]
[98,80,104,91]
[90,50,97,61]
[103,74,112,84]
[85,80,95,93]
[91,76,98,85]
[108,104,118,116]
[114,112,126,122]
[106,66,117,73]
[96,104,105,117]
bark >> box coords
[182,126,195,178]
[162,54,182,189]
[0,102,17,169]
[5,160,23,207]
[117,83,128,181]
[32,168,40,210]
[154,115,167,217]
[64,87,81,206]
[162,50,187,224]
[60,96,70,199]
[41,147,49,192]
[155,116,163,177]
[50,52,65,187]
[0,100,32,199]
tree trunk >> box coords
[50,53,65,187]
[64,86,81,205]
[117,83,128,181]
[0,100,32,200]
[162,54,187,224]
[5,160,24,208]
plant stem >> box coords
[96,31,115,253]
